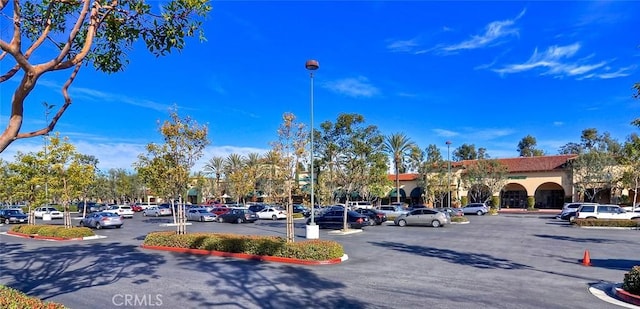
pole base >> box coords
[306,224,320,239]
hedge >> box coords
[573,219,640,228]
[143,231,344,261]
[11,225,95,238]
[0,285,67,309]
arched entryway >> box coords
[409,187,423,205]
[501,183,527,209]
[534,182,565,209]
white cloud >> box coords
[39,79,171,112]
[441,9,525,52]
[322,76,380,98]
[387,38,420,53]
[493,43,631,79]
[553,121,564,126]
[0,137,269,174]
[432,128,459,137]
[468,128,515,140]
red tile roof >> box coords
[453,154,578,173]
[387,173,420,181]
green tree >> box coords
[0,0,211,153]
[271,113,307,242]
[461,159,508,206]
[134,109,209,234]
[202,156,225,201]
[570,150,617,202]
[453,144,478,161]
[223,153,246,203]
[517,135,544,157]
[621,133,640,209]
[383,133,416,204]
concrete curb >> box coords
[140,244,346,265]
[3,231,106,241]
[328,229,363,235]
[588,282,640,308]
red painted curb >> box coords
[140,244,344,265]
[615,288,640,306]
[7,230,84,241]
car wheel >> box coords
[155,212,159,217]
[79,221,85,227]
[217,217,224,223]
[4,218,9,224]
[236,218,243,224]
[95,222,102,230]
[398,219,407,227]
[569,215,576,222]
[199,216,204,222]
[143,212,147,216]
[477,210,483,216]
[431,220,441,228]
[116,225,122,229]
[272,215,277,221]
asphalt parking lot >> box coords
[1,212,639,308]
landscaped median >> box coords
[141,231,347,265]
[572,218,640,229]
[0,285,67,308]
[7,224,95,241]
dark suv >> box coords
[217,208,258,223]
[307,210,369,229]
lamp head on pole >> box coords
[305,59,319,71]
[446,140,451,146]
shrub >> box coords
[527,196,535,208]
[143,231,344,260]
[10,225,94,239]
[623,266,640,294]
[488,208,499,215]
[573,219,640,228]
[460,196,468,206]
[0,285,67,308]
[450,216,469,223]
[292,213,304,219]
[491,196,500,209]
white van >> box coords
[347,201,373,210]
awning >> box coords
[388,188,406,198]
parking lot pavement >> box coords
[1,214,638,308]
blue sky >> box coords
[1,1,639,172]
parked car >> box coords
[435,207,464,217]
[248,204,267,213]
[79,212,123,229]
[348,201,374,210]
[211,206,232,216]
[576,204,640,220]
[143,205,172,217]
[353,208,387,225]
[377,205,409,218]
[556,202,597,221]
[217,208,259,223]
[186,208,217,222]
[33,206,64,219]
[103,205,134,218]
[292,204,310,216]
[77,202,102,213]
[462,203,489,216]
[394,208,450,228]
[306,210,370,229]
[131,204,143,212]
[0,209,28,224]
[256,207,287,220]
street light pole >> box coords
[305,59,319,240]
[446,141,452,208]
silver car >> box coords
[186,208,217,222]
[394,208,450,228]
[461,203,489,216]
[79,212,124,229]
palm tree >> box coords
[262,150,282,203]
[383,133,416,204]
[202,156,225,201]
[245,153,262,201]
[224,153,245,203]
